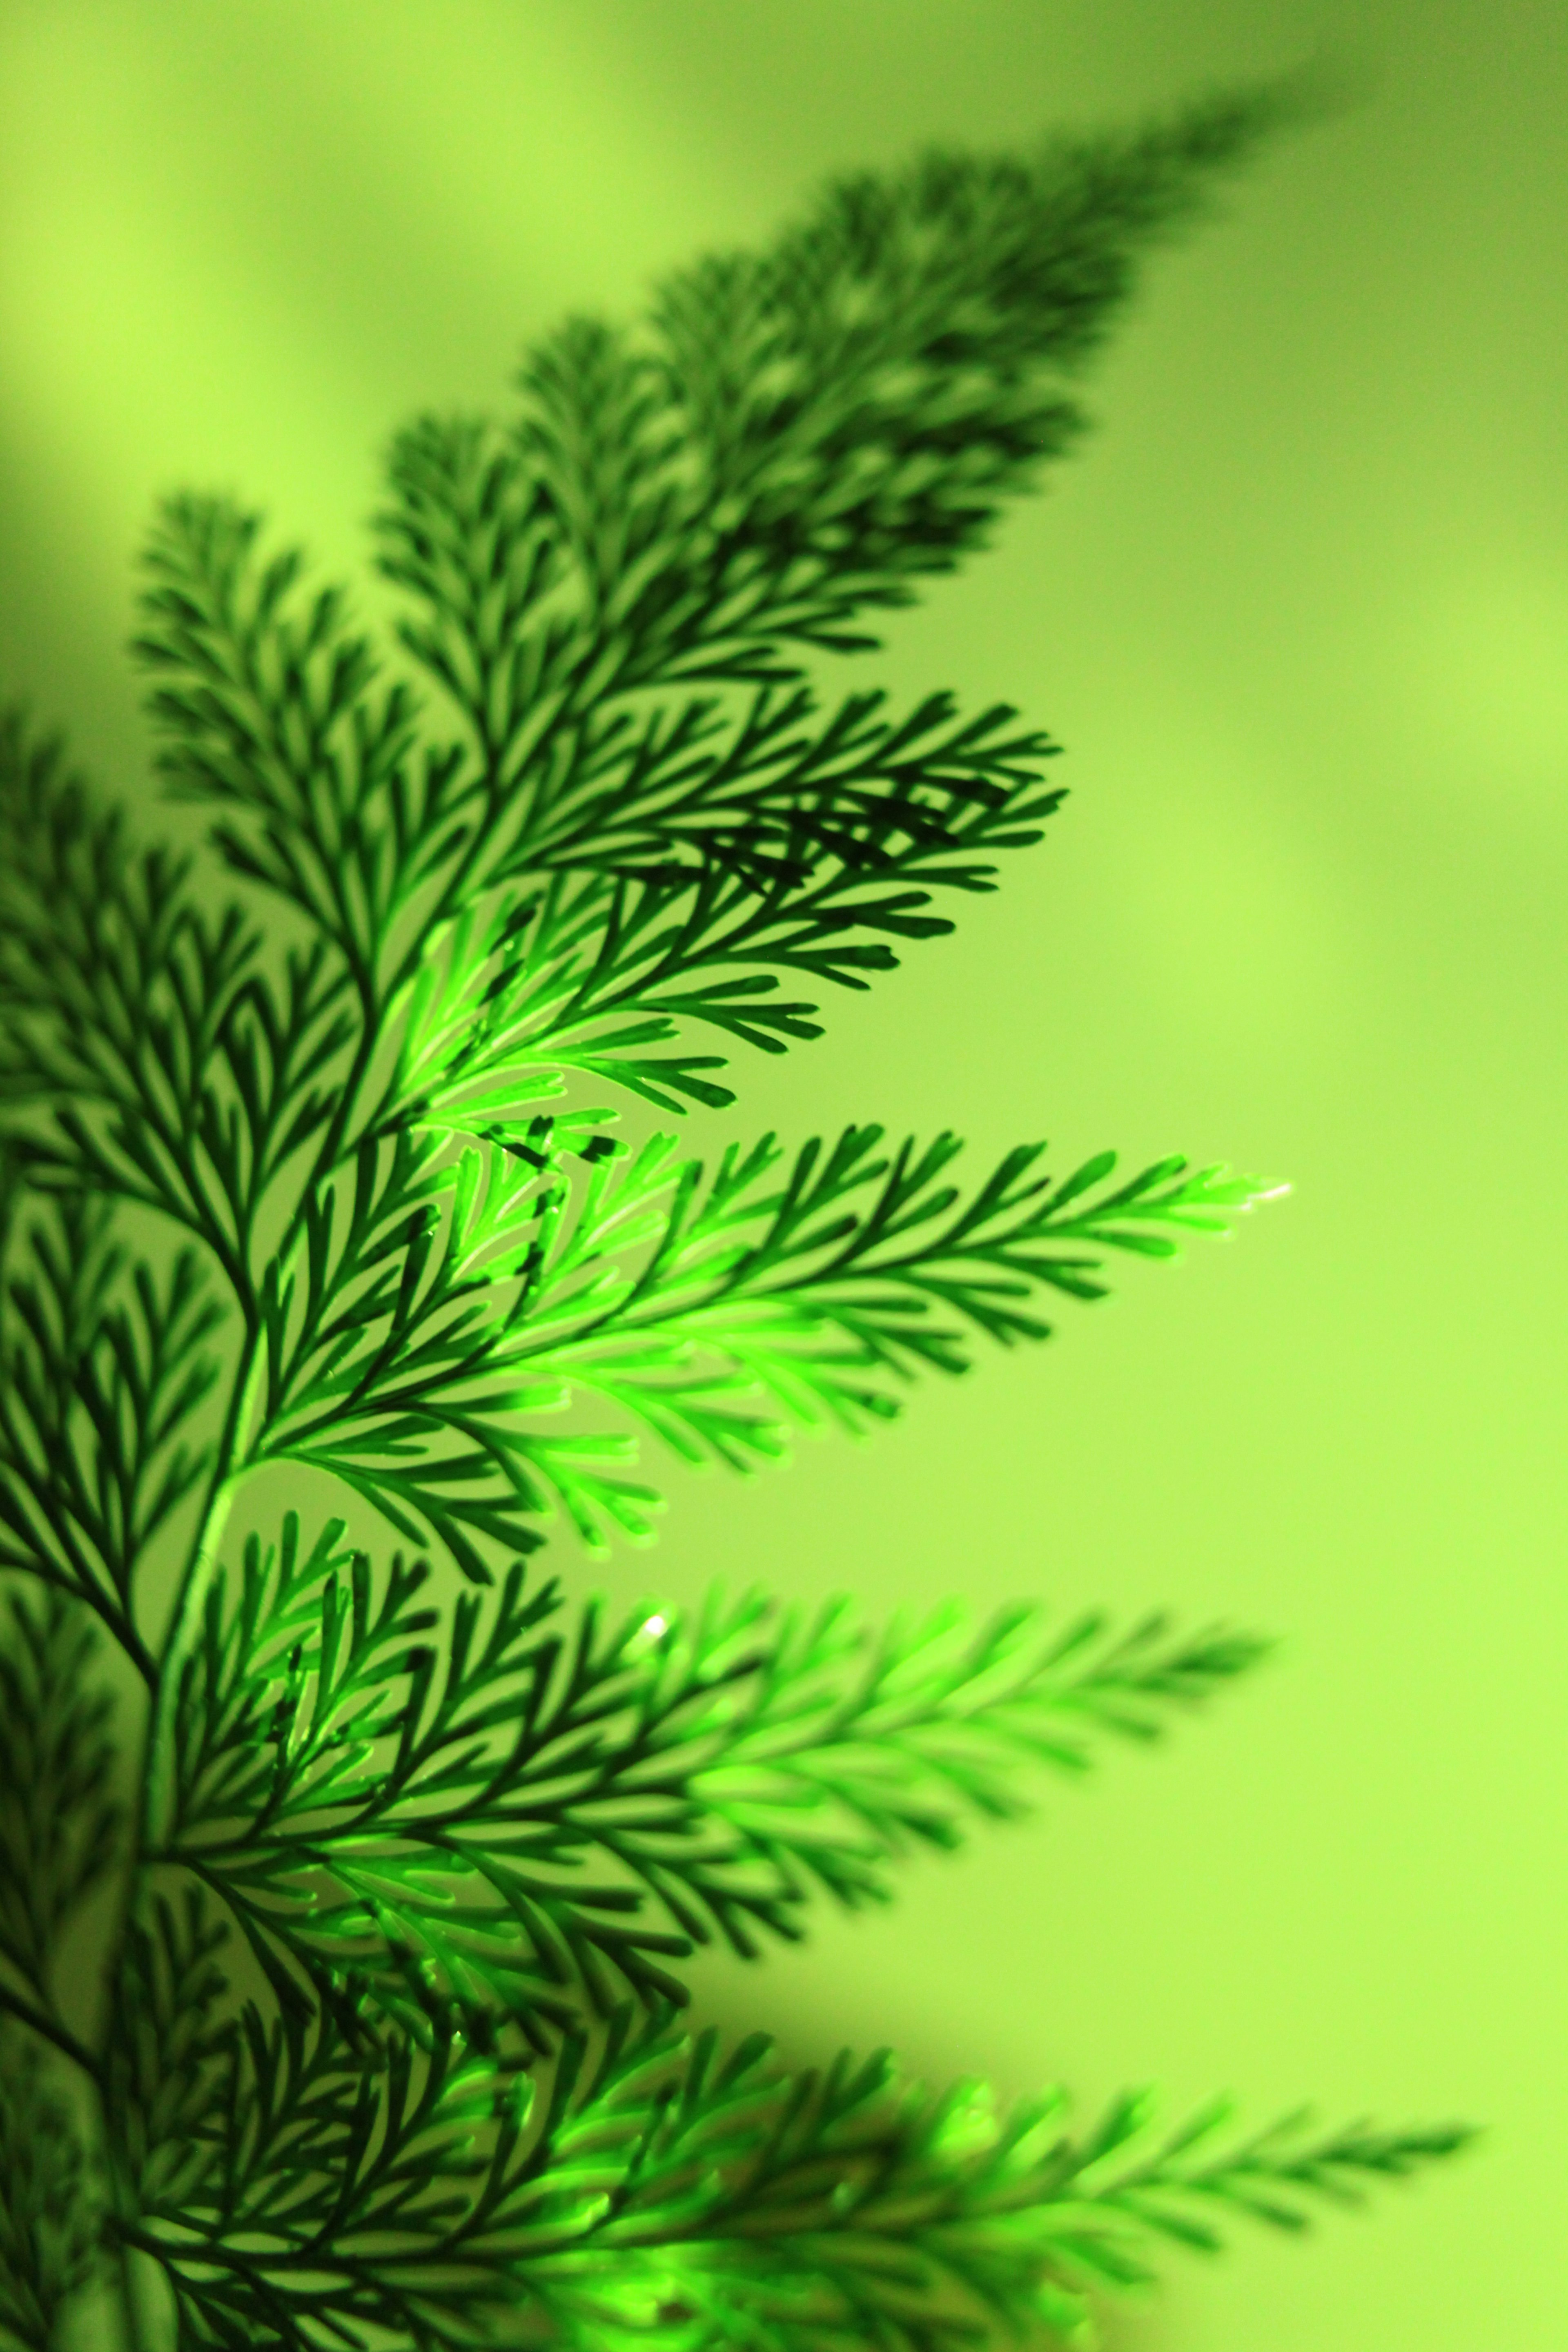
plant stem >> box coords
[89,1312,265,2086]
[76,1320,269,2349]
[143,1316,267,1847]
[0,1982,102,2088]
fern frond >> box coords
[235,1124,1279,1566]
[0,1185,226,1672]
[276,1127,1276,1555]
[109,1996,1478,2352]
[557,1125,1274,1411]
[0,708,274,1271]
[0,60,1467,2352]
[0,709,370,1334]
[506,2013,1480,2352]
[154,1518,1272,2050]
[342,686,1064,1120]
[131,494,430,983]
[493,69,1344,698]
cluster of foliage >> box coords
[0,62,1475,2352]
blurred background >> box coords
[0,3,1563,2347]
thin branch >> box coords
[0,1978,103,2091]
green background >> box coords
[1,3,1563,2347]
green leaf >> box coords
[101,1988,1478,2352]
[0,707,267,1262]
[343,686,1068,1128]
[158,1527,1276,2049]
[0,1187,225,1675]
[242,1123,1282,1594]
[450,1124,1287,1483]
[502,67,1350,693]
[0,65,1469,2352]
[370,408,570,788]
[130,494,426,981]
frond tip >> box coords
[239,1120,1283,1564]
